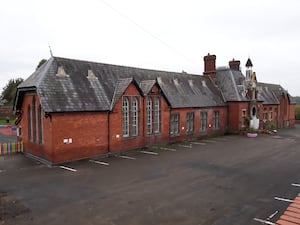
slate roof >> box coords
[257,82,296,105]
[216,67,249,102]
[15,57,226,113]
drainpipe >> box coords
[107,111,110,155]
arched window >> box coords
[153,97,161,133]
[132,97,139,136]
[28,105,32,141]
[146,97,152,135]
[122,97,129,137]
[38,105,44,144]
[32,96,37,143]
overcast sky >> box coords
[1,0,300,96]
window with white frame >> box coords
[122,97,130,137]
[146,96,161,135]
[28,105,32,141]
[241,109,246,127]
[214,111,220,129]
[186,112,194,133]
[200,111,207,132]
[38,105,44,144]
[146,97,152,135]
[170,113,180,135]
[153,97,161,134]
[132,97,139,136]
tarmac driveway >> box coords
[1,125,300,225]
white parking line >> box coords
[202,140,217,143]
[253,218,275,224]
[140,150,158,155]
[59,165,77,172]
[178,144,192,148]
[274,197,293,203]
[119,155,136,160]
[267,210,278,220]
[0,169,4,173]
[190,142,206,145]
[160,147,176,152]
[89,159,109,166]
[292,183,300,187]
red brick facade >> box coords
[15,55,296,164]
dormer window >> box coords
[56,66,69,77]
[87,70,98,79]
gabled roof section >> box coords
[139,80,156,96]
[16,56,227,112]
[257,82,296,105]
[216,68,249,102]
[110,78,133,110]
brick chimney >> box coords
[229,59,240,71]
[203,53,216,79]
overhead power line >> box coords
[100,0,197,66]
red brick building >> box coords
[14,54,295,164]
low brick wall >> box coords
[296,120,300,125]
[0,106,14,119]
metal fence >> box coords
[0,142,23,155]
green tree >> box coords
[0,78,24,106]
[36,59,47,70]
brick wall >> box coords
[0,106,14,119]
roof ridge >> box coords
[53,56,202,77]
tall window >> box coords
[132,97,139,136]
[38,105,44,144]
[146,97,152,135]
[214,111,220,129]
[241,109,246,128]
[32,96,37,143]
[122,97,129,137]
[28,105,32,141]
[146,96,161,135]
[122,96,140,137]
[269,107,273,121]
[200,111,207,132]
[170,113,180,136]
[186,112,194,133]
[153,97,161,134]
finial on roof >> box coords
[245,58,253,67]
[49,45,53,57]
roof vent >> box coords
[56,66,69,77]
[174,78,179,86]
[188,80,194,87]
[87,70,98,79]
[201,80,207,87]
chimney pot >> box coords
[203,54,216,79]
[229,59,241,71]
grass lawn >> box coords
[0,118,15,125]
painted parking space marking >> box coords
[119,155,136,160]
[253,218,275,224]
[59,165,77,172]
[190,142,206,146]
[0,169,4,173]
[274,197,293,203]
[178,144,192,149]
[202,140,217,143]
[267,210,278,220]
[292,183,300,187]
[160,147,176,152]
[140,150,158,155]
[89,159,110,166]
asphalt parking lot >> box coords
[1,125,300,225]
